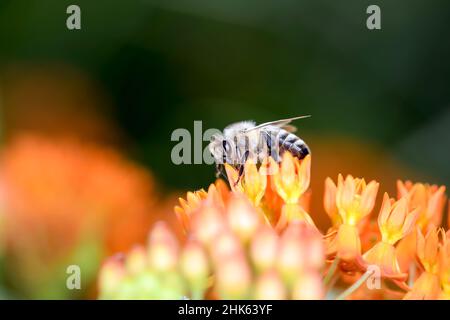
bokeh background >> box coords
[0,0,448,299]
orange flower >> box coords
[0,134,157,298]
[397,180,446,231]
[336,175,379,226]
[396,181,446,274]
[439,231,450,299]
[363,194,417,279]
[377,194,418,245]
[404,228,443,299]
[332,175,379,264]
[417,227,441,274]
[270,154,315,230]
[96,150,450,300]
[224,159,267,206]
[175,189,208,232]
[272,153,310,204]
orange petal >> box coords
[378,193,392,229]
[337,224,361,262]
[359,180,379,216]
[324,177,339,225]
[297,154,311,195]
[362,241,406,280]
[388,198,408,231]
[404,272,441,300]
[341,175,356,210]
[400,208,419,238]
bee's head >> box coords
[209,133,239,165]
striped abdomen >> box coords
[277,129,310,160]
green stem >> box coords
[323,258,340,285]
[336,269,374,300]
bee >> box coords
[209,115,311,183]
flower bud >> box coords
[216,254,251,299]
[277,230,305,285]
[180,239,210,299]
[98,254,126,299]
[291,272,323,300]
[125,245,147,275]
[250,226,278,272]
[254,270,287,300]
[211,231,242,264]
[227,194,260,242]
[191,204,225,245]
[147,222,178,272]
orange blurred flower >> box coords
[0,134,161,298]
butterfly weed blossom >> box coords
[98,154,449,300]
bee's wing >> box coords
[281,124,297,133]
[244,115,310,132]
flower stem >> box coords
[323,258,340,285]
[336,269,374,300]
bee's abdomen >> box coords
[278,130,310,160]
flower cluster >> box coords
[99,181,324,299]
[98,153,449,300]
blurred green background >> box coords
[0,0,449,189]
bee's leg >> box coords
[216,164,229,182]
[234,150,249,187]
[215,164,221,178]
[234,165,244,187]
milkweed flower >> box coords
[396,181,447,273]
[329,175,379,266]
[270,154,315,230]
[362,194,417,280]
[225,159,267,207]
[404,228,443,300]
[439,231,450,299]
[174,189,208,233]
[397,181,446,230]
[97,153,449,300]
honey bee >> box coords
[209,115,311,183]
